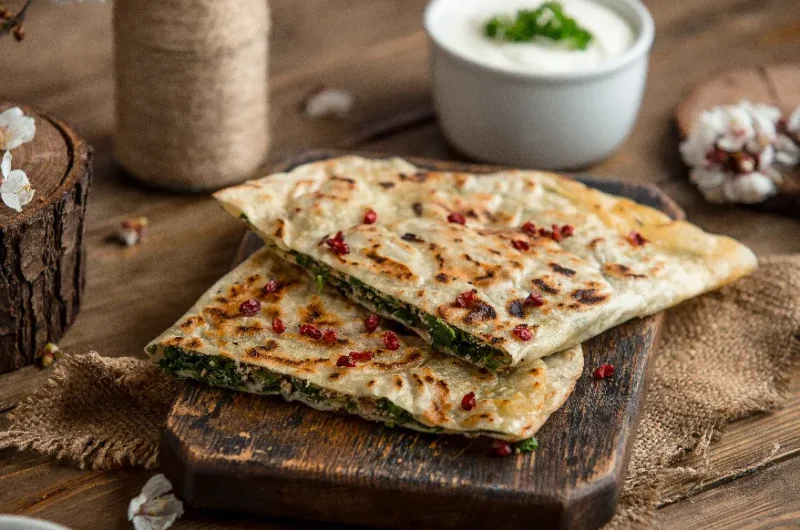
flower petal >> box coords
[1,169,30,193]
[1,151,10,178]
[0,107,35,151]
[2,191,22,212]
[140,473,174,501]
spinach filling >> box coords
[291,251,506,370]
[155,345,425,429]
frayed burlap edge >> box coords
[605,255,800,528]
[0,352,178,470]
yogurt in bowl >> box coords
[425,0,654,169]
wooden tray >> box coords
[160,151,684,530]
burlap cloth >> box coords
[2,256,799,528]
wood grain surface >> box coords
[161,153,682,530]
[0,0,799,528]
[0,102,92,373]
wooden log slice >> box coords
[0,103,92,374]
[676,63,800,216]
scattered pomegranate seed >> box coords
[524,293,545,307]
[336,355,356,368]
[593,363,615,380]
[538,228,549,237]
[383,331,400,351]
[491,440,513,457]
[512,324,533,341]
[512,239,530,251]
[325,231,350,255]
[461,392,477,411]
[550,224,563,242]
[455,289,477,308]
[272,318,286,334]
[262,279,278,294]
[322,329,338,345]
[349,351,374,362]
[447,212,466,225]
[364,314,381,332]
[561,224,575,238]
[521,221,537,236]
[299,323,322,339]
[627,231,647,246]
[363,209,378,224]
[239,299,261,316]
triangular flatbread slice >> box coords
[147,249,583,441]
[214,156,757,369]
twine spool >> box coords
[113,0,270,192]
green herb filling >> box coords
[290,251,506,370]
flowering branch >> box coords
[0,0,34,41]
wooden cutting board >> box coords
[160,151,683,530]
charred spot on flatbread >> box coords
[532,277,560,295]
[549,263,577,277]
[570,289,609,306]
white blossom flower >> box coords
[304,87,354,119]
[0,107,35,151]
[680,101,790,204]
[128,474,184,530]
[0,151,35,212]
[689,166,780,204]
[786,106,800,134]
[116,216,149,247]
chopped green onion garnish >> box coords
[484,2,593,51]
[515,437,539,453]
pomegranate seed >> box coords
[272,318,286,334]
[383,331,400,351]
[364,314,381,332]
[336,355,356,368]
[512,324,533,341]
[521,221,537,236]
[239,299,261,316]
[461,392,477,411]
[363,209,378,224]
[512,239,530,251]
[262,279,278,294]
[550,224,563,242]
[627,231,647,246]
[299,323,322,340]
[322,329,338,345]
[349,351,374,362]
[491,440,513,457]
[325,237,350,255]
[332,231,345,242]
[447,212,466,225]
[593,363,615,380]
[524,293,544,307]
[455,289,476,308]
[538,228,549,237]
[561,224,574,238]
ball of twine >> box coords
[113,0,270,192]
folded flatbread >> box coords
[214,156,757,369]
[146,249,583,441]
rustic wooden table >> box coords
[1,1,799,528]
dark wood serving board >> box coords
[160,151,684,530]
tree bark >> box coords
[0,103,92,373]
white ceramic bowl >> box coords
[425,0,655,170]
[0,516,70,530]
